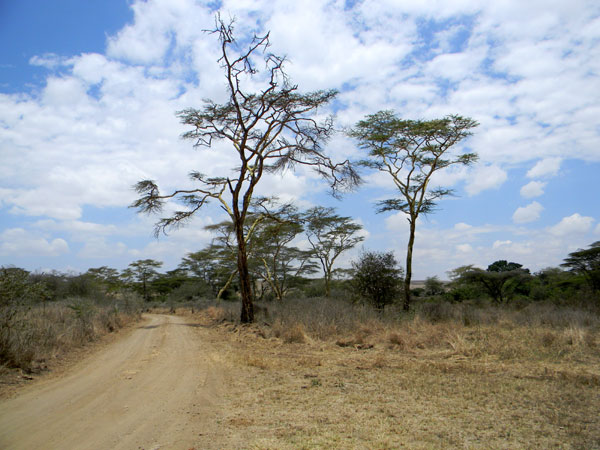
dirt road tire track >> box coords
[0,314,225,450]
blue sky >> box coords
[1,0,599,279]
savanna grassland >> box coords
[184,298,600,449]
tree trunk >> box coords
[403,219,416,311]
[325,273,331,297]
[142,275,148,302]
[216,270,236,302]
[235,223,254,323]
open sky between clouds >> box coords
[1,0,599,279]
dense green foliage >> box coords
[351,250,404,310]
[561,241,600,292]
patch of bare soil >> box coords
[0,314,229,450]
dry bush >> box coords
[257,297,398,341]
[199,296,600,364]
[204,306,228,322]
[0,295,142,372]
[282,324,306,344]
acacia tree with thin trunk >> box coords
[302,206,364,297]
[127,259,163,302]
[348,111,478,311]
[131,17,358,323]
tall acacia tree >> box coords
[131,18,358,323]
[349,111,478,311]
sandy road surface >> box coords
[0,314,224,450]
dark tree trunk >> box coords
[142,275,148,302]
[235,222,254,323]
[403,219,416,311]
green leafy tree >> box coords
[561,242,600,293]
[132,17,358,323]
[445,264,484,302]
[151,269,189,299]
[349,111,478,311]
[487,260,524,273]
[85,266,122,293]
[179,244,237,299]
[424,275,445,296]
[127,259,163,301]
[302,206,364,297]
[529,267,579,301]
[460,260,530,304]
[352,250,403,310]
[0,267,48,306]
[251,208,318,301]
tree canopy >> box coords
[561,241,600,293]
[302,206,364,297]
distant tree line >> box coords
[1,241,598,317]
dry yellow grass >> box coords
[189,301,600,449]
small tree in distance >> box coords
[303,206,365,297]
[126,259,163,302]
[424,275,445,296]
[460,260,530,304]
[132,17,359,323]
[349,112,478,311]
[352,250,403,311]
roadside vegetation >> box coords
[0,267,143,375]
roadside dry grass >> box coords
[187,299,600,449]
[0,295,142,386]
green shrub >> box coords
[351,250,403,310]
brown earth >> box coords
[0,314,228,450]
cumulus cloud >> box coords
[549,213,594,236]
[492,240,512,249]
[520,180,546,198]
[454,222,473,232]
[456,244,473,253]
[512,201,543,224]
[527,158,562,178]
[465,165,507,195]
[0,228,69,257]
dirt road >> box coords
[0,314,225,450]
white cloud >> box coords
[492,240,512,249]
[0,228,69,257]
[456,244,473,253]
[465,165,507,195]
[512,201,544,224]
[384,212,412,233]
[549,213,594,236]
[454,222,472,232]
[520,180,546,198]
[527,157,562,178]
[29,53,67,69]
[78,239,128,259]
